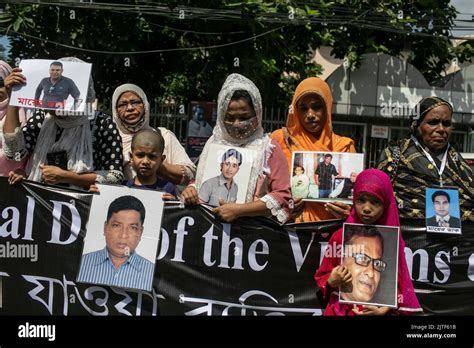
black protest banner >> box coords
[0,178,326,315]
[1,178,473,315]
[401,219,474,315]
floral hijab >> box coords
[195,73,274,202]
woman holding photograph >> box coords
[181,73,293,223]
[4,57,124,189]
[271,77,356,222]
[112,83,196,185]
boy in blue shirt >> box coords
[124,129,177,199]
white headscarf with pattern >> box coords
[195,73,273,202]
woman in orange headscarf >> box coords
[271,77,356,222]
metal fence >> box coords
[128,103,470,168]
[146,105,290,144]
[148,105,189,143]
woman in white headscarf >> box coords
[3,57,123,188]
[112,83,195,184]
[181,73,293,223]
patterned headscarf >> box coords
[409,96,453,134]
[195,73,273,203]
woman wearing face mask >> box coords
[271,77,356,223]
[181,73,293,223]
[377,96,473,222]
[3,57,124,189]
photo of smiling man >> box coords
[340,224,399,308]
[199,148,243,206]
[196,144,256,206]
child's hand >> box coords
[8,168,27,185]
[327,265,352,288]
[180,185,199,205]
[325,201,351,219]
[162,193,177,200]
[352,304,390,316]
[88,184,99,193]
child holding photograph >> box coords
[314,169,421,316]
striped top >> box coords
[77,247,155,291]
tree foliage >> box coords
[0,0,472,108]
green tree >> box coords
[0,0,471,108]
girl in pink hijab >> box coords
[0,60,28,176]
[315,169,422,316]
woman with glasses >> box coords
[112,84,195,184]
[314,169,421,316]
[377,97,473,222]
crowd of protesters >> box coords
[1,58,473,316]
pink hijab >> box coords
[347,169,421,313]
[0,60,28,176]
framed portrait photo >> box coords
[10,59,92,113]
[185,101,216,162]
[290,151,365,204]
[339,223,399,308]
[425,187,462,234]
[76,184,164,292]
[195,143,257,206]
[187,101,215,139]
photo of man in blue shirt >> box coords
[77,195,155,291]
[35,61,81,109]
